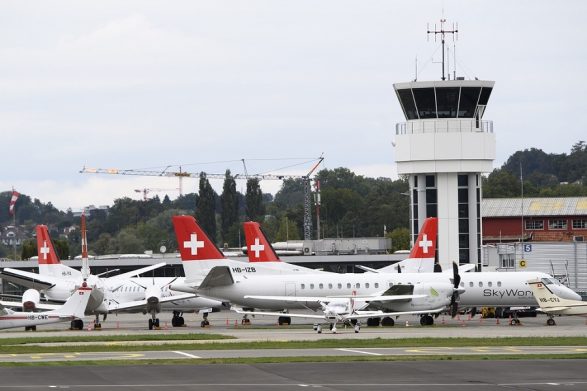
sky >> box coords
[1,0,585,211]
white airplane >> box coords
[0,285,90,331]
[528,278,587,325]
[172,215,461,332]
[0,221,222,330]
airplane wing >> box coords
[0,300,62,311]
[104,262,167,281]
[345,307,445,320]
[243,294,426,304]
[0,268,57,290]
[107,293,197,312]
[233,308,326,320]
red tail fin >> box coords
[243,221,280,262]
[408,217,438,259]
[172,215,225,261]
[36,225,61,265]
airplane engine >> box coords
[410,282,454,311]
[145,285,162,314]
[22,289,41,312]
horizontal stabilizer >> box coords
[105,262,167,281]
[0,268,56,290]
[199,266,234,289]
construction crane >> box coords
[134,188,179,201]
[80,155,324,240]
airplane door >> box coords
[285,282,296,297]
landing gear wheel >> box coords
[366,318,380,327]
[316,324,322,334]
[241,318,251,325]
[381,317,395,327]
[25,326,36,331]
[510,318,521,326]
[94,323,101,330]
[148,319,154,330]
[70,319,84,330]
[277,316,291,326]
[154,318,160,328]
[354,322,361,333]
[547,318,556,326]
[200,319,210,327]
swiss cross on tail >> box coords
[408,217,438,259]
[243,221,280,262]
[172,216,225,261]
[35,225,61,265]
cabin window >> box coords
[301,284,305,290]
[356,283,361,289]
[310,284,314,289]
[319,283,324,289]
[469,281,474,288]
[374,283,379,289]
[488,281,493,287]
[338,283,342,289]
[478,281,483,287]
[365,283,370,289]
[497,281,502,287]
[347,283,351,289]
[328,283,333,289]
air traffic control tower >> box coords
[393,22,495,270]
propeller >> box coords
[449,262,462,318]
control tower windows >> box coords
[436,87,460,118]
[458,87,482,118]
[478,87,493,106]
[398,89,419,120]
[413,88,437,119]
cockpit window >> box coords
[541,277,560,286]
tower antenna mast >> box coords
[427,19,459,81]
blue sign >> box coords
[523,244,532,252]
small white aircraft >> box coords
[528,278,587,325]
[0,285,90,331]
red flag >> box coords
[9,190,19,216]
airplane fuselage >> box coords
[198,270,581,311]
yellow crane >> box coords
[80,155,324,239]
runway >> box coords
[0,361,586,390]
[1,345,587,363]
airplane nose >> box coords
[558,286,582,301]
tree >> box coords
[245,178,264,222]
[275,216,301,241]
[196,173,217,242]
[220,170,239,245]
[20,239,36,260]
[388,227,410,253]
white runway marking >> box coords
[172,351,200,359]
[337,348,383,356]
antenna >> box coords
[427,18,459,80]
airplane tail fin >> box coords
[380,217,438,273]
[528,279,579,309]
[50,286,91,318]
[243,221,280,262]
[36,225,81,279]
[172,215,227,280]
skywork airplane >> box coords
[0,285,90,330]
[528,278,587,325]
[172,215,461,332]
[0,223,222,330]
